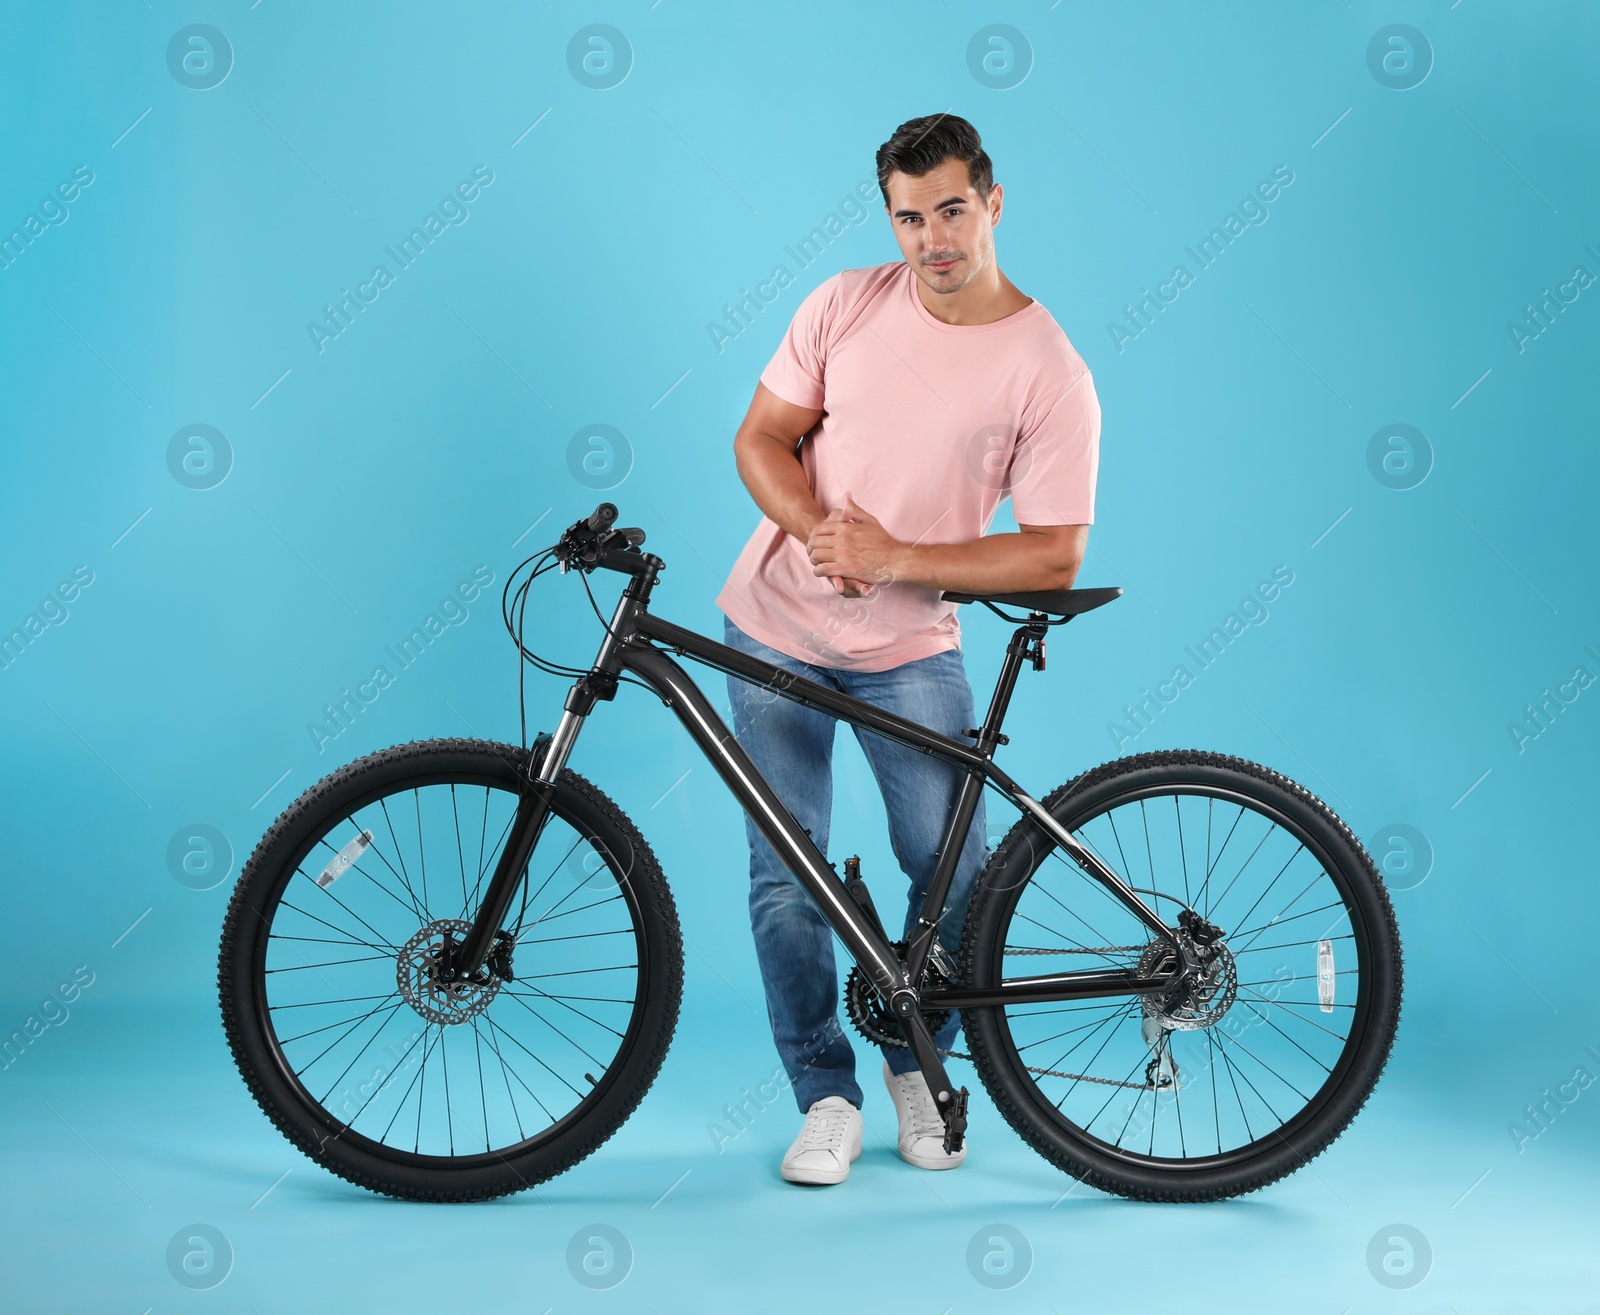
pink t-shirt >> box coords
[716,259,1100,673]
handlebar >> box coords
[553,502,652,575]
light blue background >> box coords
[2,2,1596,1311]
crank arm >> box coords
[894,998,968,1154]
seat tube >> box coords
[905,766,986,976]
[905,621,1039,978]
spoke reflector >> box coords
[1317,938,1335,1012]
[317,830,374,888]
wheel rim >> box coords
[251,774,651,1164]
[982,780,1380,1169]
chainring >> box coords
[843,942,952,1048]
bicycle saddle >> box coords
[940,586,1122,618]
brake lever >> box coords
[550,521,644,574]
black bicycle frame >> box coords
[456,552,1182,1020]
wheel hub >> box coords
[1139,937,1237,1031]
[397,919,502,1025]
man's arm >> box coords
[806,494,1088,594]
[732,383,870,596]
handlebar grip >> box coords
[586,503,618,532]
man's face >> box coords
[883,157,1001,296]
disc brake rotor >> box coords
[397,919,502,1026]
[1138,938,1237,1031]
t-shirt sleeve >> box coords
[1007,361,1101,526]
[758,277,837,410]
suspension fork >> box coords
[453,579,642,980]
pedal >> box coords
[942,1086,970,1154]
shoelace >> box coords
[890,1077,946,1141]
[798,1108,852,1150]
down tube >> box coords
[618,642,907,996]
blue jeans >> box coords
[722,616,989,1112]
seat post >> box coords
[970,613,1051,754]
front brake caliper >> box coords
[487,931,516,982]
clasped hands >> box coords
[806,493,906,599]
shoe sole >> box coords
[896,1143,967,1171]
[781,1131,862,1185]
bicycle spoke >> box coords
[521,893,625,926]
[1212,1027,1310,1104]
[483,1014,587,1100]
[476,1017,527,1143]
[1174,795,1191,907]
[270,992,397,1011]
[517,928,635,947]
[1090,1049,1152,1140]
[266,954,393,973]
[1205,820,1274,916]
[513,834,587,927]
[370,1025,433,1139]
[452,783,468,916]
[1207,1030,1221,1153]
[1238,987,1348,1040]
[415,789,428,911]
[1232,932,1354,956]
[441,1026,455,1155]
[278,996,404,1046]
[472,1021,491,1152]
[1231,897,1346,950]
[1139,799,1155,892]
[336,822,424,922]
[312,998,410,1103]
[1193,803,1245,916]
[499,991,612,1068]
[1046,1001,1140,1109]
[1009,906,1114,956]
[313,841,421,926]
[296,881,397,959]
[519,964,638,980]
[500,986,629,1038]
[378,797,417,903]
[1014,1011,1134,1055]
[270,932,395,951]
[1226,846,1310,941]
[414,1026,437,1152]
[1235,1000,1335,1074]
[482,1016,561,1123]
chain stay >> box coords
[944,942,1165,1090]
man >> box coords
[715,114,1102,1185]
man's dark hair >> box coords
[875,114,994,208]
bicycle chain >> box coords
[938,943,1162,1091]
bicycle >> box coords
[218,503,1402,1203]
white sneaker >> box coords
[882,1060,967,1170]
[780,1095,862,1185]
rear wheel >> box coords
[218,738,683,1202]
[958,750,1401,1201]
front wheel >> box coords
[218,738,683,1202]
[958,750,1402,1202]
